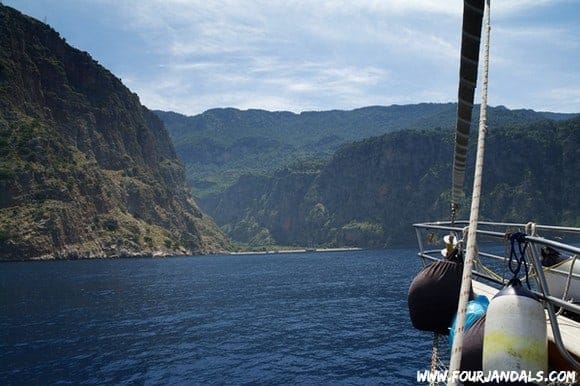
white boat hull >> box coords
[543,258,580,302]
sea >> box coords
[0,248,448,385]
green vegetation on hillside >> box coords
[201,118,580,248]
[0,5,230,260]
[156,105,577,198]
[2,3,577,257]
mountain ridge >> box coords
[155,105,578,198]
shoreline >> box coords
[228,247,363,255]
[0,247,366,262]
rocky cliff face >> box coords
[0,5,230,260]
[303,130,452,246]
[202,129,453,247]
[202,119,580,248]
[203,169,319,247]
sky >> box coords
[5,0,580,115]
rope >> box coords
[430,333,439,386]
[474,257,503,282]
[448,1,490,383]
[507,232,531,288]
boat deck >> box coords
[472,280,580,359]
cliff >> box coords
[203,167,320,247]
[0,5,230,260]
[202,118,580,247]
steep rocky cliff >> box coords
[203,168,319,247]
[202,118,580,248]
[202,129,453,247]
[0,5,230,260]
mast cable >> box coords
[448,0,491,383]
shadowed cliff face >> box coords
[304,130,453,246]
[201,119,580,248]
[0,5,230,260]
[201,130,452,247]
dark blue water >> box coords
[1,249,443,385]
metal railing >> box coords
[413,220,580,370]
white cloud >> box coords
[493,0,565,16]
[11,0,569,115]
[107,0,464,114]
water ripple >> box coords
[1,249,438,385]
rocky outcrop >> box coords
[0,5,230,260]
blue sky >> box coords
[6,0,580,115]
